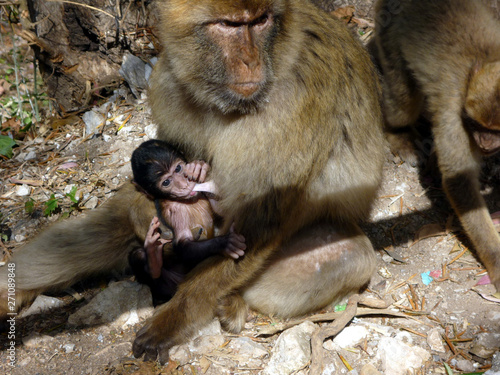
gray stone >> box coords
[119,52,147,98]
[485,351,500,375]
[470,333,500,359]
[82,109,105,136]
[67,280,153,328]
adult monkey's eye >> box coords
[162,179,171,187]
[175,164,182,173]
[252,14,269,26]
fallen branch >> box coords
[310,294,360,375]
[255,307,408,336]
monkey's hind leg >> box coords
[376,32,425,166]
[241,221,376,318]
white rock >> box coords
[455,359,477,372]
[67,280,153,328]
[169,345,192,366]
[321,363,336,375]
[15,184,30,196]
[25,151,37,160]
[331,325,369,349]
[117,125,133,135]
[189,332,225,355]
[63,184,75,194]
[263,321,317,375]
[170,320,225,366]
[375,336,431,375]
[145,124,157,139]
[82,110,105,136]
[196,319,223,336]
[14,234,27,243]
[228,337,268,366]
[382,254,393,263]
[63,343,75,353]
[84,196,99,210]
[487,311,500,324]
[20,295,64,318]
[427,328,445,352]
[485,351,500,375]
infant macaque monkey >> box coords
[128,139,246,304]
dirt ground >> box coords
[1,4,500,375]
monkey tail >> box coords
[0,183,154,314]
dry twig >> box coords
[309,294,360,375]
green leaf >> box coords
[0,135,17,158]
[25,198,35,214]
[66,186,79,204]
[443,363,454,375]
[44,194,59,216]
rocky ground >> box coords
[1,3,500,375]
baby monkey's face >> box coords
[157,158,198,200]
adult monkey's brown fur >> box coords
[0,0,384,362]
[375,0,500,289]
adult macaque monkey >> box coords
[0,0,384,362]
[375,0,500,289]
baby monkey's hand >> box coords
[184,160,210,183]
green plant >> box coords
[60,186,82,218]
[0,4,50,157]
[24,197,35,214]
[43,194,59,216]
[0,134,16,158]
[66,185,79,204]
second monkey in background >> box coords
[375,0,500,288]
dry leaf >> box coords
[9,178,43,187]
[63,64,79,74]
[49,115,80,130]
[1,117,21,133]
[478,292,500,303]
[199,356,211,373]
[475,274,491,286]
[331,6,355,23]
